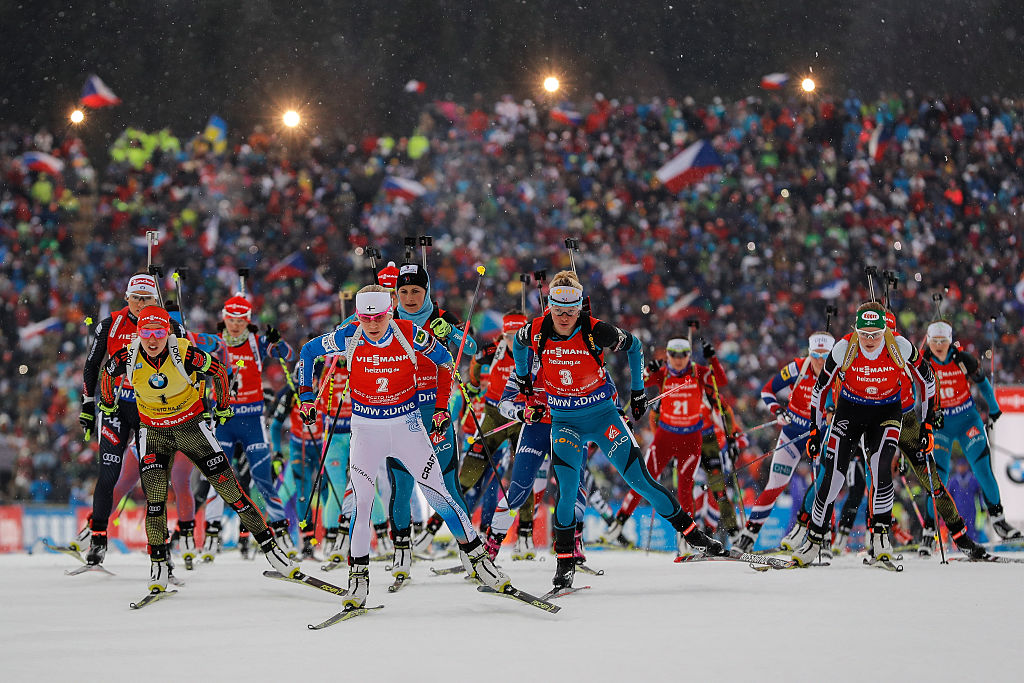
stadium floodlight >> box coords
[70,109,85,124]
[283,110,301,128]
[543,76,560,93]
[801,78,816,93]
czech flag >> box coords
[868,124,894,161]
[265,252,311,282]
[812,279,850,300]
[404,80,427,93]
[383,176,427,201]
[19,152,65,175]
[655,140,722,193]
[550,107,583,126]
[760,73,789,90]
[80,74,121,108]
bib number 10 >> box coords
[376,377,389,393]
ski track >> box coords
[4,549,1021,682]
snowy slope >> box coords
[4,549,1021,682]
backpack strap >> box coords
[884,328,905,369]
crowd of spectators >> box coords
[3,87,1022,505]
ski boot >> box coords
[602,509,632,547]
[780,521,808,552]
[412,521,424,537]
[467,541,511,592]
[918,527,936,557]
[326,523,351,566]
[511,520,536,560]
[201,521,222,563]
[343,558,370,609]
[675,532,694,560]
[989,504,1023,540]
[391,531,412,580]
[237,530,252,560]
[149,545,169,593]
[85,531,108,566]
[831,526,850,555]
[681,524,726,557]
[483,529,504,562]
[178,520,197,569]
[300,529,316,560]
[573,523,587,566]
[869,524,895,562]
[553,552,576,589]
[950,525,987,560]
[791,527,826,566]
[256,528,299,578]
[322,528,338,563]
[373,523,393,560]
[270,519,297,559]
[412,514,443,555]
[731,527,757,554]
[69,517,91,553]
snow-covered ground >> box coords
[4,548,1021,682]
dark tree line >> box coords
[3,1,1024,136]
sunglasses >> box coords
[551,307,581,318]
[809,351,829,359]
[138,328,168,339]
[128,294,156,302]
[667,351,690,358]
[356,311,389,322]
[859,330,884,341]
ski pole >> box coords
[728,431,812,481]
[467,419,518,444]
[172,267,190,331]
[419,235,432,269]
[924,449,948,565]
[454,375,511,503]
[898,468,927,530]
[452,265,486,371]
[864,265,878,303]
[744,417,784,436]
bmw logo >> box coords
[149,373,169,389]
[1007,459,1024,485]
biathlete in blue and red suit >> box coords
[793,301,936,567]
[295,285,508,608]
[511,270,725,590]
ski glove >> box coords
[272,452,285,478]
[806,426,821,459]
[265,325,281,345]
[79,398,95,433]
[630,390,648,421]
[897,453,909,476]
[98,401,118,418]
[919,421,935,455]
[726,438,741,466]
[770,403,792,425]
[932,409,944,430]
[516,405,547,424]
[429,317,452,341]
[465,383,483,398]
[646,358,664,375]
[431,408,451,436]
[213,405,234,425]
[513,373,534,396]
[702,342,716,359]
[298,401,317,426]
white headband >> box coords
[355,291,393,316]
[125,274,158,298]
[927,321,953,340]
[808,333,836,352]
[666,338,691,353]
[549,285,583,307]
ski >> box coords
[575,563,604,576]
[308,605,384,629]
[951,554,1024,564]
[477,585,561,613]
[263,570,348,596]
[168,573,186,587]
[429,564,466,576]
[320,559,346,572]
[542,585,591,600]
[387,575,410,593]
[129,589,178,609]
[414,548,458,562]
[511,554,544,562]
[65,564,116,577]
[728,550,795,568]
[751,559,832,571]
[863,557,904,572]
[42,540,86,564]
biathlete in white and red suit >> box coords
[792,301,935,566]
[731,332,835,552]
[511,270,726,590]
[295,285,510,608]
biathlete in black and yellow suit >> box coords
[99,305,297,594]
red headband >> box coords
[502,314,527,333]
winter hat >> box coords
[396,262,429,289]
